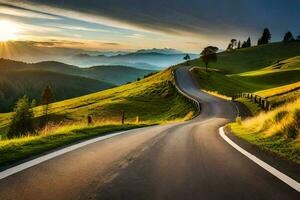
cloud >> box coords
[0,3,59,19]
[2,0,300,40]
[48,24,110,32]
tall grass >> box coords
[230,96,300,163]
[241,97,300,139]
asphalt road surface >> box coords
[0,67,298,200]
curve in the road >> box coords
[0,67,299,200]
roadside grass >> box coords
[189,42,300,73]
[0,69,197,138]
[0,121,149,168]
[229,96,300,164]
[234,98,262,116]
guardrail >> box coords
[171,70,201,115]
[232,93,273,111]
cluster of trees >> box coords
[198,28,300,73]
[226,28,300,52]
[227,37,251,51]
[7,85,55,138]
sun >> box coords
[0,20,21,42]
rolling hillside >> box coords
[0,69,196,138]
[190,43,300,97]
[190,41,300,73]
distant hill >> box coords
[0,59,155,85]
[190,41,300,73]
[83,65,154,85]
[135,48,183,54]
[72,51,198,69]
[0,69,115,112]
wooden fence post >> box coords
[121,111,125,125]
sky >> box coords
[0,0,300,53]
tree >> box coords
[226,43,233,51]
[200,46,219,72]
[258,28,271,45]
[183,54,191,65]
[226,39,237,51]
[41,85,54,125]
[246,37,251,47]
[7,96,34,138]
[241,41,247,48]
[283,31,294,42]
[237,41,241,49]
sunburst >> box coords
[0,20,20,42]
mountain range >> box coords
[0,41,197,69]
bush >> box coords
[236,116,242,125]
[7,96,35,138]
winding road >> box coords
[0,67,299,200]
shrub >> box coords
[236,116,242,125]
[7,96,35,138]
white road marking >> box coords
[0,127,151,180]
[219,126,300,192]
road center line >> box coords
[219,126,300,192]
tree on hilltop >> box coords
[246,37,251,47]
[200,46,219,72]
[283,31,294,43]
[183,54,191,65]
[258,28,271,45]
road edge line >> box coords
[0,127,150,180]
[219,126,300,192]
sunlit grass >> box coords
[0,69,197,138]
[0,120,151,167]
[230,96,300,163]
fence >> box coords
[232,93,273,111]
[171,70,201,115]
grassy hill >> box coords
[0,69,196,138]
[0,70,115,112]
[0,68,196,166]
[191,52,300,97]
[190,42,300,73]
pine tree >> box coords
[7,96,34,138]
[246,37,251,47]
[41,85,54,125]
[258,28,271,45]
[237,41,241,49]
